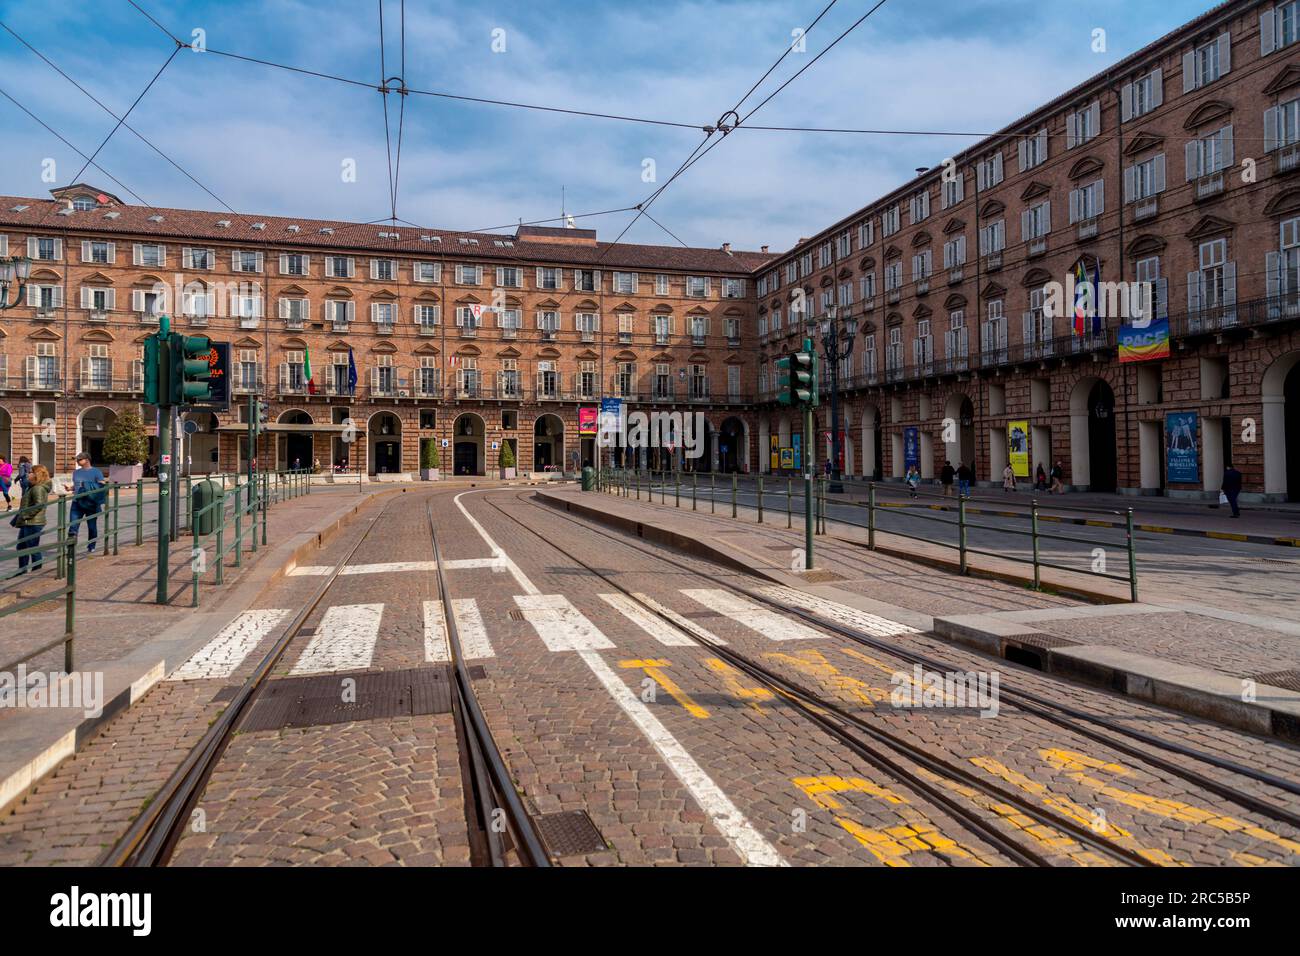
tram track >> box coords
[98,492,549,868]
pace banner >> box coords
[1007,420,1029,478]
[770,435,779,471]
[1165,412,1199,484]
[579,406,598,435]
[1118,318,1171,363]
[904,427,920,471]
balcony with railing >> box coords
[1195,171,1225,200]
[460,323,478,338]
[501,326,518,339]
[1134,196,1159,222]
[916,278,930,296]
[947,267,963,285]
[1028,236,1047,258]
[886,288,901,305]
[374,319,395,335]
[1077,218,1099,241]
[983,251,1003,272]
[1279,143,1300,174]
[231,372,264,395]
[655,332,670,346]
[87,310,110,324]
[580,329,596,343]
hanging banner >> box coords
[792,433,802,470]
[1118,318,1171,363]
[1007,420,1030,478]
[579,406,598,435]
[780,447,794,469]
[1165,412,1199,484]
[769,435,779,470]
[904,427,920,471]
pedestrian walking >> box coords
[1003,464,1017,492]
[1035,463,1048,492]
[905,464,921,498]
[15,456,32,494]
[68,452,107,554]
[940,460,955,497]
[1221,464,1243,518]
[0,455,12,509]
[1049,461,1065,494]
[11,464,52,575]
[957,461,972,498]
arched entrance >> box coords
[184,411,220,474]
[1263,350,1300,500]
[861,405,883,480]
[943,393,976,473]
[278,409,314,472]
[0,407,10,464]
[690,419,714,473]
[1070,377,1117,492]
[534,414,564,472]
[758,419,771,473]
[719,417,746,473]
[368,412,402,475]
[77,406,118,468]
[453,413,485,476]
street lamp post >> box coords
[812,305,855,494]
[0,256,33,310]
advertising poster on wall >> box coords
[792,433,802,470]
[904,427,920,471]
[770,435,779,471]
[1165,412,1200,484]
[780,447,794,469]
[578,407,598,435]
[1007,420,1030,478]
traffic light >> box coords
[170,334,211,404]
[143,333,169,406]
[776,338,819,407]
[256,399,270,432]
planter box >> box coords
[500,467,517,480]
[421,468,440,481]
[108,463,143,485]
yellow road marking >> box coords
[763,649,890,707]
[1040,749,1300,860]
[1207,531,1248,541]
[618,659,709,719]
[971,756,1185,866]
[793,776,981,867]
[703,657,775,715]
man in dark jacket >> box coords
[940,461,955,497]
[1221,465,1243,518]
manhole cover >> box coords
[240,666,452,731]
[799,570,846,584]
[536,810,607,856]
[1252,669,1300,692]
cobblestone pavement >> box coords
[4,484,1299,867]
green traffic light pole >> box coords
[777,337,817,571]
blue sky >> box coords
[0,0,1220,252]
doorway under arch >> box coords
[534,414,564,472]
[860,405,883,480]
[77,406,118,468]
[1070,377,1117,492]
[0,406,11,465]
[278,408,314,473]
[943,393,976,473]
[368,412,402,475]
[719,417,746,473]
[1263,350,1300,501]
[453,413,486,476]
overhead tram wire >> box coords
[379,0,396,223]
[392,0,408,223]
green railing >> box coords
[601,468,1139,601]
[0,537,77,672]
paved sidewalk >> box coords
[539,486,1300,739]
[0,486,395,814]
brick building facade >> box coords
[1,0,1298,500]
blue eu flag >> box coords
[347,348,358,395]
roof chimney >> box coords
[721,242,731,254]
[761,245,769,253]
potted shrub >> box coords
[103,409,148,484]
[420,438,440,481]
[498,441,516,480]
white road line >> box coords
[452,598,495,659]
[753,585,919,637]
[290,603,384,675]
[631,592,728,646]
[426,599,496,662]
[423,600,450,663]
[598,592,697,646]
[579,650,786,867]
[454,487,784,867]
[680,588,825,641]
[453,492,539,594]
[167,609,291,681]
[514,594,616,651]
[289,559,504,577]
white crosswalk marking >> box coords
[452,598,494,659]
[290,603,384,674]
[754,584,918,637]
[680,588,824,641]
[598,592,697,646]
[168,609,290,681]
[289,558,504,577]
[514,594,616,651]
[423,600,450,663]
[631,593,727,646]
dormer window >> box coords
[72,195,96,211]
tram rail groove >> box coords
[514,492,1300,833]
[484,494,1159,868]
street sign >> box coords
[161,454,172,465]
[183,420,200,435]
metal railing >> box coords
[601,469,1138,601]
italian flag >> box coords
[304,345,315,394]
